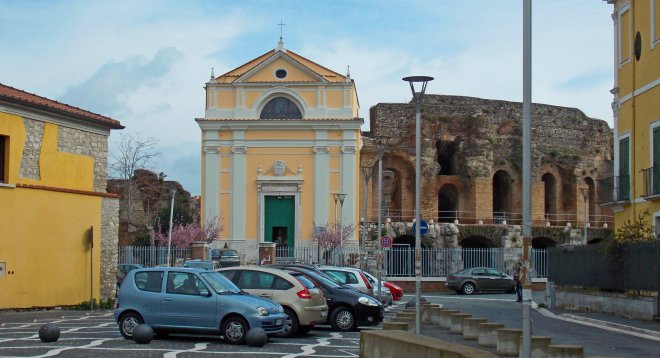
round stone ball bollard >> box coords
[132,324,154,344]
[246,328,268,347]
[38,324,60,343]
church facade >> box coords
[197,40,362,263]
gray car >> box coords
[114,267,286,344]
[445,267,516,295]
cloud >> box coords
[58,47,183,115]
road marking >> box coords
[537,308,660,342]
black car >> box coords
[211,249,241,268]
[272,265,383,331]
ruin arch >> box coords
[438,184,459,223]
[493,170,512,223]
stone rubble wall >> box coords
[58,126,109,192]
[19,117,45,179]
[100,197,119,300]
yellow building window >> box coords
[0,135,6,183]
[654,0,660,46]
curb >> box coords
[560,313,660,339]
[536,308,660,342]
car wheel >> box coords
[298,325,314,335]
[461,282,476,295]
[276,308,299,338]
[119,312,144,339]
[330,307,355,332]
[222,316,249,345]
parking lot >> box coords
[0,303,403,358]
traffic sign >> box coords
[380,236,393,248]
[412,220,429,235]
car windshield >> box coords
[199,272,242,294]
[304,270,342,288]
[221,249,238,257]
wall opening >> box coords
[438,184,459,223]
[435,139,459,175]
[493,170,512,223]
[542,173,557,225]
[259,97,302,119]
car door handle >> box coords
[163,297,172,301]
[259,294,269,297]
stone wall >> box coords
[19,117,44,180]
[100,197,119,299]
[58,126,109,192]
[364,95,614,235]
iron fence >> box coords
[119,246,191,267]
[272,245,548,278]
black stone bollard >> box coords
[246,328,268,347]
[38,324,60,343]
[132,324,154,344]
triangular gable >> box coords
[214,50,276,84]
[236,51,329,83]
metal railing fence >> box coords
[272,245,548,278]
[119,246,191,267]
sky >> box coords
[0,0,615,195]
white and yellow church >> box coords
[197,39,362,263]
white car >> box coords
[362,271,394,306]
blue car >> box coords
[114,267,286,344]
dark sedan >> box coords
[211,249,241,268]
[270,265,384,331]
[445,267,516,295]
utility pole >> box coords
[522,0,533,356]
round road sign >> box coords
[380,236,393,248]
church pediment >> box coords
[236,52,328,83]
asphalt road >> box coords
[418,292,660,358]
[0,304,404,358]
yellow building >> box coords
[0,83,123,308]
[600,1,660,228]
[197,39,362,262]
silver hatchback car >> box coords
[318,266,374,295]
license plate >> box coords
[321,311,327,318]
[276,319,282,325]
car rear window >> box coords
[273,276,294,290]
[134,271,163,292]
[221,249,238,256]
[292,274,316,289]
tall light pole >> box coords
[361,165,374,269]
[403,75,433,335]
[166,188,176,267]
[374,136,388,301]
[581,188,588,244]
[521,0,533,356]
[332,193,347,265]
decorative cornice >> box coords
[231,145,247,154]
[203,146,219,154]
[313,146,329,154]
[341,145,357,154]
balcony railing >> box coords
[597,175,630,205]
[641,166,660,197]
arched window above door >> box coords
[259,97,302,119]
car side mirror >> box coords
[200,289,211,297]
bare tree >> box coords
[109,133,160,238]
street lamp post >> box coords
[361,166,374,269]
[581,188,588,244]
[166,188,176,267]
[403,75,433,335]
[332,193,347,265]
[374,136,388,301]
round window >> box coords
[275,69,287,79]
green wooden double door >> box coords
[264,196,295,247]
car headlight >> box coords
[358,296,380,307]
[256,306,269,316]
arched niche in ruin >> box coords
[584,177,596,224]
[438,184,459,223]
[435,139,460,175]
[542,173,558,225]
[382,168,402,221]
[460,235,496,269]
[532,237,557,249]
[493,170,512,223]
